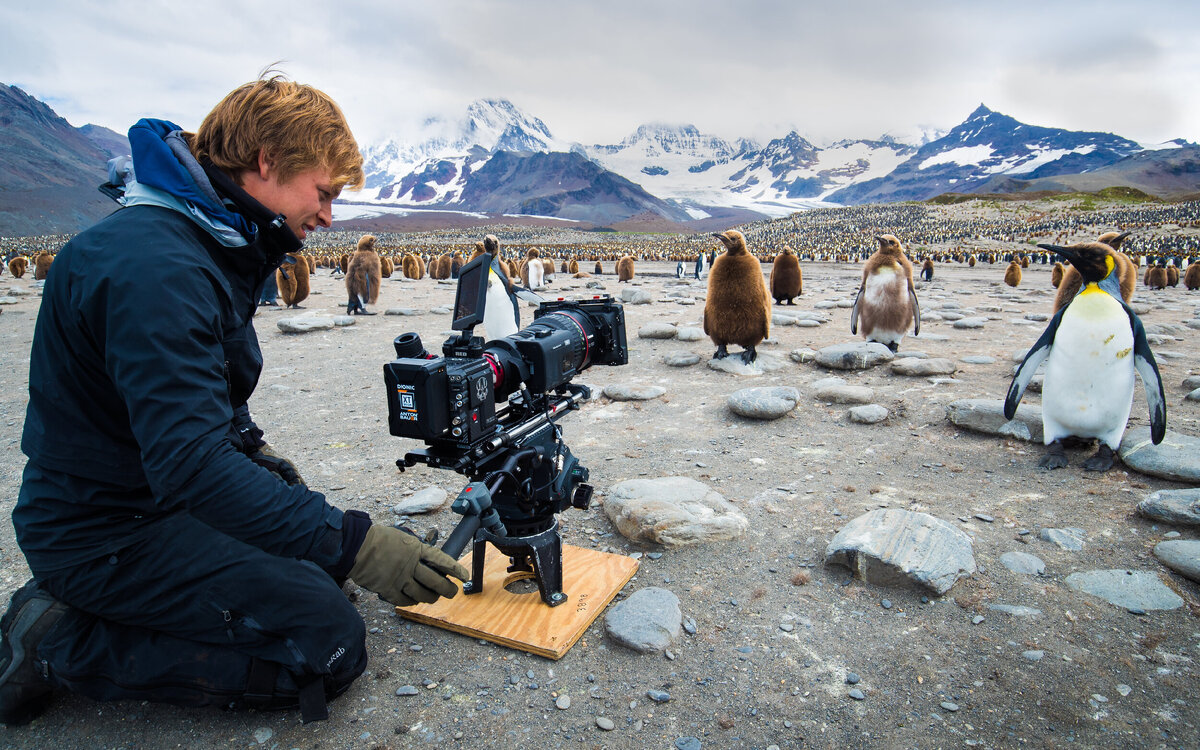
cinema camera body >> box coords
[384,251,628,606]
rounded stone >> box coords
[675,327,705,341]
[814,384,875,404]
[555,695,571,710]
[638,322,678,339]
[277,316,334,333]
[849,404,889,424]
[1000,551,1046,576]
[663,352,702,367]
[891,357,957,377]
[1153,540,1200,583]
[596,717,616,731]
[604,384,667,401]
[1065,569,1184,611]
[815,342,894,371]
[728,387,801,420]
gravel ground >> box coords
[0,250,1198,750]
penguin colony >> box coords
[704,230,772,364]
[345,234,382,315]
[850,235,920,352]
[1007,241,1166,471]
[1052,232,1136,313]
[769,247,802,304]
[276,252,310,308]
[1003,261,1022,287]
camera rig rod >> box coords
[482,384,590,454]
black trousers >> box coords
[32,511,366,719]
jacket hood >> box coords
[128,118,257,242]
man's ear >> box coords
[256,149,276,181]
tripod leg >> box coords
[527,530,566,607]
[463,537,487,595]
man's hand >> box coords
[349,526,469,607]
[248,445,304,486]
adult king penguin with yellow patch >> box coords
[704,230,771,364]
[1005,242,1166,471]
[850,234,920,352]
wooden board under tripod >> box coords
[395,543,639,659]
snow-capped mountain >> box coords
[580,125,914,217]
[352,97,1193,226]
[827,104,1144,204]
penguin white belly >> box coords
[527,261,544,290]
[1042,292,1135,448]
[482,272,518,340]
[862,267,907,345]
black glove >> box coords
[248,445,305,486]
[349,525,469,607]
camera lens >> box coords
[393,332,429,359]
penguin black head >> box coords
[1038,242,1114,284]
[713,230,747,255]
[874,235,904,255]
[483,234,500,257]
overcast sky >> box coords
[4,1,1199,149]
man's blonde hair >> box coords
[190,73,364,192]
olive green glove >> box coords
[349,526,470,607]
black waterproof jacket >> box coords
[15,195,350,574]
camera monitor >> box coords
[452,253,492,331]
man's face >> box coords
[240,155,337,241]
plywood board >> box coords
[396,543,639,659]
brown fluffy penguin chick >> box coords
[33,253,53,280]
[769,247,802,304]
[920,258,934,282]
[1004,261,1022,287]
[704,230,771,364]
[305,255,316,274]
[401,253,419,279]
[380,256,393,278]
[1184,262,1200,290]
[569,259,579,274]
[346,235,383,314]
[616,255,635,282]
[1146,265,1168,289]
[8,257,27,278]
[451,253,465,277]
[850,234,919,352]
[1167,266,1179,287]
[339,254,349,273]
[1051,262,1064,288]
[594,261,603,275]
[276,252,310,308]
[1053,232,1136,313]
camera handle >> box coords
[440,446,538,558]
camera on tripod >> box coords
[384,250,628,606]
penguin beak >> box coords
[1114,231,1131,245]
[874,235,884,242]
[1039,243,1080,267]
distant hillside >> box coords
[0,83,127,235]
[966,144,1200,199]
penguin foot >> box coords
[886,341,900,353]
[713,345,729,360]
[1082,445,1116,472]
[740,347,757,365]
[786,299,795,305]
[1038,441,1069,470]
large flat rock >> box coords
[946,399,1043,443]
[727,387,801,420]
[604,477,749,548]
[1138,489,1200,526]
[1118,428,1200,483]
[814,342,894,371]
[1153,540,1200,583]
[1065,569,1184,611]
[604,587,681,653]
[824,509,976,595]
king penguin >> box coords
[850,234,920,352]
[704,230,772,363]
[1005,242,1166,471]
[479,235,520,340]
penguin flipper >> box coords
[907,280,921,336]
[1005,309,1064,419]
[1125,304,1167,444]
[850,285,863,335]
[513,287,544,305]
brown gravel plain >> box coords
[0,228,1198,750]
